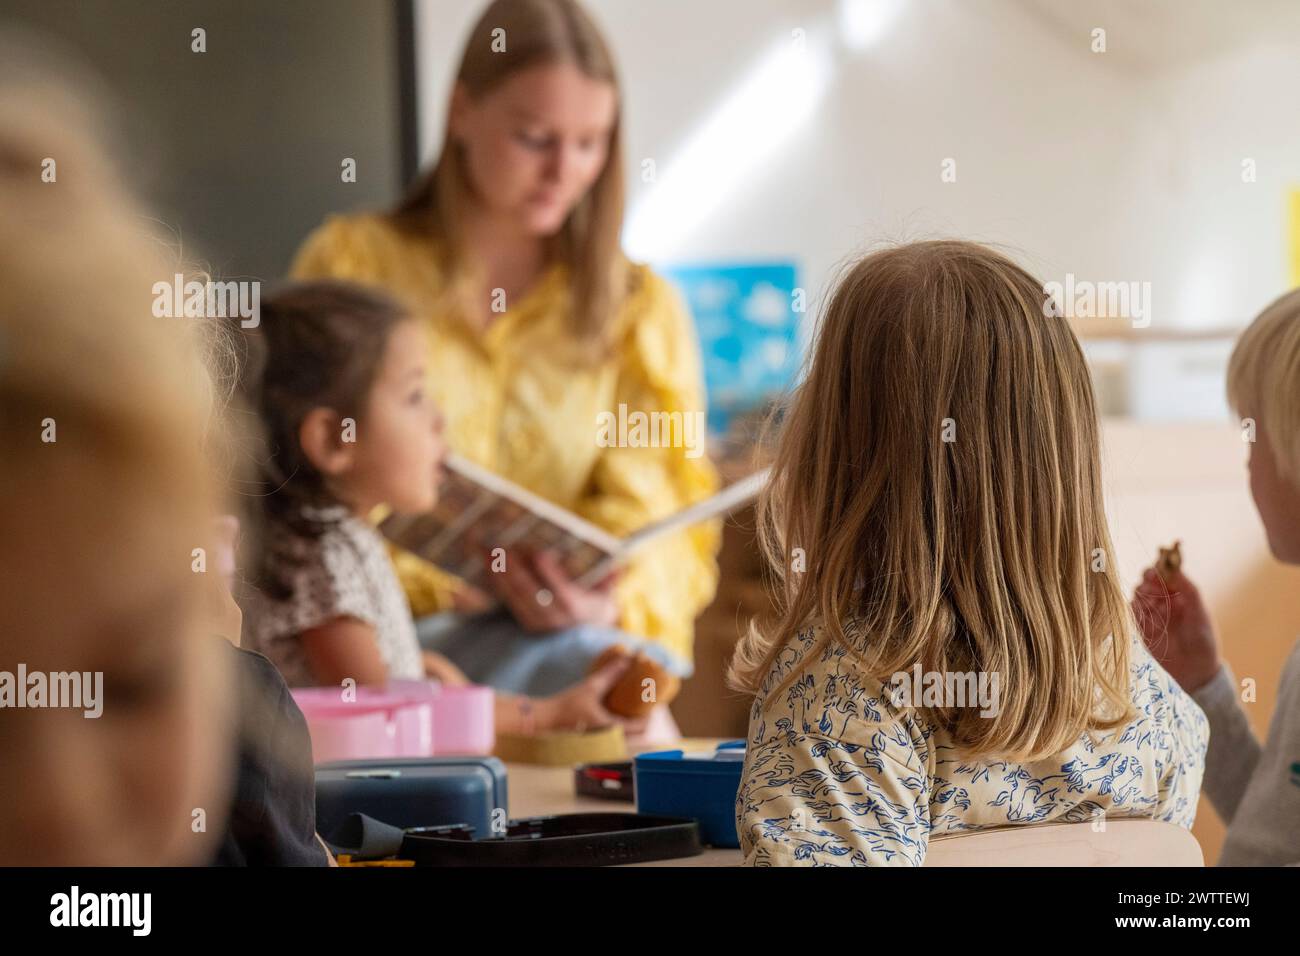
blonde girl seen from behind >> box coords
[731,240,1208,866]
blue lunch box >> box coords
[633,741,746,848]
[315,756,508,840]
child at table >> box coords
[1132,287,1300,866]
[729,240,1209,866]
[0,72,235,864]
[190,324,331,866]
[236,280,631,733]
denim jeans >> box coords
[414,608,690,697]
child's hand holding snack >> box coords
[532,653,633,731]
[588,644,682,718]
[493,654,639,735]
[1131,542,1222,692]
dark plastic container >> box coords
[401,812,701,866]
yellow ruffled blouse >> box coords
[290,213,721,668]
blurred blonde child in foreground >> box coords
[1134,288,1300,866]
[0,67,234,864]
[731,241,1209,866]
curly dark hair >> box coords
[235,279,408,600]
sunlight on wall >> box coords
[623,26,834,261]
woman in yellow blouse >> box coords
[291,0,720,697]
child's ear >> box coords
[298,407,357,476]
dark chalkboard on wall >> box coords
[1,0,415,283]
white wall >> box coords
[413,0,1300,400]
[1130,38,1300,329]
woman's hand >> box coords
[1131,566,1222,693]
[485,548,619,633]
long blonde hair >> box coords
[728,240,1135,761]
[392,0,628,351]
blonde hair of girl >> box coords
[728,240,1135,762]
[391,0,627,352]
[1227,287,1300,482]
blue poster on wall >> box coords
[662,261,803,434]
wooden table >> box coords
[503,738,739,866]
[502,738,1204,867]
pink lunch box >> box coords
[387,680,495,756]
[291,681,494,764]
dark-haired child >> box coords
[238,280,630,733]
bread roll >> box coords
[589,646,681,718]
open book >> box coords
[380,453,769,588]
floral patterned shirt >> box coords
[736,624,1209,866]
[242,511,424,687]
